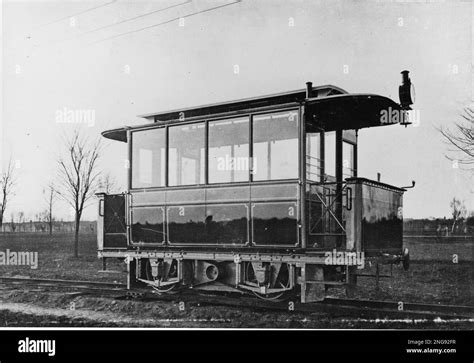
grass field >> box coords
[403,236,473,262]
[0,232,125,283]
[0,232,472,305]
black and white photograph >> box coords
[0,0,472,360]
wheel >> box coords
[245,263,294,302]
[145,259,181,294]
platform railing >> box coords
[307,181,352,248]
[306,155,322,182]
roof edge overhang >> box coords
[101,127,129,142]
[102,89,403,142]
[305,93,402,132]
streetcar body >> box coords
[98,81,409,302]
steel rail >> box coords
[0,276,472,320]
[0,276,126,290]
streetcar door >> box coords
[99,194,128,249]
[307,131,354,249]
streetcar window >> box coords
[306,132,322,181]
[343,141,355,178]
[208,117,250,183]
[252,202,298,245]
[131,128,166,188]
[168,122,205,186]
[325,131,336,177]
[131,207,165,243]
[252,111,298,181]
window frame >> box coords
[128,107,301,191]
[342,139,357,179]
[306,131,323,182]
[324,131,337,178]
[130,127,167,189]
[250,109,300,182]
[207,116,251,185]
[167,121,206,187]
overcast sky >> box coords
[1,0,473,221]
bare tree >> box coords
[56,129,102,257]
[0,158,17,231]
[450,197,466,233]
[43,182,57,235]
[439,107,473,168]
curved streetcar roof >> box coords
[102,85,401,142]
[305,93,402,132]
[138,84,347,121]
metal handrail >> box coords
[306,155,322,161]
[308,180,347,186]
[306,170,321,177]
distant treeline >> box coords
[1,218,473,236]
[1,220,96,233]
[404,217,474,236]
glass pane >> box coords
[131,207,165,243]
[168,123,205,186]
[167,204,248,245]
[132,128,166,188]
[252,202,298,245]
[209,117,249,183]
[324,131,336,177]
[204,204,248,244]
[343,142,355,178]
[168,205,206,244]
[306,132,321,181]
[253,111,298,181]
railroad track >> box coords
[129,290,474,320]
[322,297,474,318]
[0,276,126,293]
[0,276,472,320]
